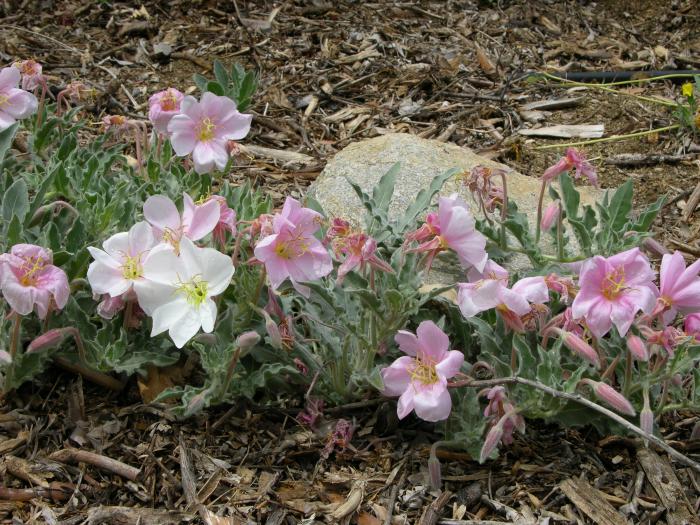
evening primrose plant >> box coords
[1,60,700,474]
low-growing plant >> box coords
[1,58,700,478]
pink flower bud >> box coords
[671,373,683,387]
[428,454,442,491]
[293,357,308,376]
[27,328,74,353]
[685,313,700,338]
[626,334,649,362]
[640,407,654,435]
[540,201,560,231]
[479,421,504,463]
[262,310,283,349]
[0,350,11,365]
[236,331,260,351]
[586,380,636,416]
[96,294,125,320]
[641,237,669,257]
[557,329,600,367]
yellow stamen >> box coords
[176,275,209,307]
[161,91,179,111]
[121,254,142,280]
[410,357,439,386]
[274,235,310,259]
[197,117,216,142]
[19,257,46,287]
[601,266,626,300]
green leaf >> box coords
[5,215,21,247]
[631,195,664,233]
[559,173,580,219]
[193,73,209,92]
[206,81,225,96]
[0,122,18,164]
[398,168,457,233]
[2,178,29,223]
[607,179,633,232]
[371,162,399,213]
[213,61,229,87]
[27,167,57,222]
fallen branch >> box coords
[604,153,696,167]
[49,449,140,481]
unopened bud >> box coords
[540,201,560,231]
[685,313,700,338]
[193,333,217,346]
[479,420,504,463]
[556,329,599,367]
[236,331,260,352]
[671,373,683,387]
[640,407,654,435]
[27,328,74,354]
[428,455,442,491]
[184,389,209,417]
[0,350,11,365]
[293,358,308,376]
[641,236,669,257]
[584,380,636,416]
[264,313,283,350]
[626,334,649,362]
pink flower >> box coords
[13,60,43,91]
[253,197,332,297]
[167,92,252,174]
[0,66,38,132]
[457,260,549,332]
[148,88,184,135]
[542,148,598,187]
[207,195,237,247]
[0,244,69,319]
[381,321,464,422]
[684,313,700,338]
[143,193,220,251]
[87,221,156,299]
[333,232,393,284]
[571,248,657,339]
[540,201,560,231]
[406,194,488,272]
[654,251,700,324]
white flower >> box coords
[87,222,156,298]
[135,237,234,348]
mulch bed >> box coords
[1,0,700,522]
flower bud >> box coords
[641,237,669,257]
[671,373,683,387]
[428,454,442,491]
[262,311,283,349]
[540,201,560,231]
[557,329,599,367]
[640,407,654,435]
[685,313,700,338]
[626,334,649,362]
[96,294,125,320]
[479,421,504,463]
[236,331,260,352]
[0,350,12,365]
[586,380,636,416]
[27,328,73,354]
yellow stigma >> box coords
[121,254,142,280]
[19,257,46,287]
[410,358,439,386]
[197,117,216,142]
[601,266,626,300]
[176,276,209,307]
[682,82,694,98]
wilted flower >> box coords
[148,88,184,135]
[381,321,464,422]
[0,66,38,132]
[143,193,220,252]
[542,148,598,187]
[653,251,700,324]
[87,221,156,300]
[135,238,234,348]
[101,114,129,135]
[168,92,252,174]
[13,60,43,91]
[333,232,393,284]
[406,194,488,272]
[639,325,683,357]
[0,244,69,319]
[254,197,332,297]
[544,273,577,303]
[96,294,125,320]
[571,248,657,338]
[482,386,525,446]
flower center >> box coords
[19,257,46,287]
[0,94,8,108]
[197,117,216,142]
[176,275,209,307]
[162,227,182,252]
[161,92,179,111]
[410,358,439,386]
[274,236,309,260]
[601,266,626,300]
[121,254,142,280]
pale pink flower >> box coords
[253,197,332,297]
[13,60,43,91]
[0,350,11,365]
[654,251,700,324]
[0,66,38,131]
[684,313,700,338]
[540,201,560,231]
[381,321,464,422]
[167,92,252,174]
[87,221,156,299]
[571,248,657,339]
[148,88,184,135]
[457,260,549,332]
[0,244,69,319]
[143,193,220,251]
[333,232,393,284]
[207,195,237,247]
[406,194,488,272]
[542,148,598,187]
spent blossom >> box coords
[406,194,488,272]
[168,92,252,174]
[542,147,598,187]
[253,197,332,297]
[571,248,657,339]
[330,230,393,285]
[143,193,220,251]
[381,321,464,422]
[148,88,184,135]
[135,237,234,348]
[0,244,69,319]
[13,60,43,91]
[0,66,38,132]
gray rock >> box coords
[308,133,603,283]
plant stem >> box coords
[222,346,241,394]
[556,201,564,260]
[497,171,508,250]
[9,312,21,359]
[535,179,547,244]
[448,375,700,473]
[540,71,700,88]
[534,125,680,150]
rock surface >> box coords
[308,133,603,282]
